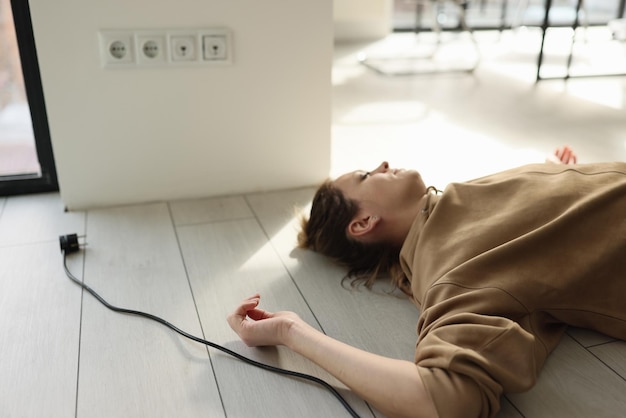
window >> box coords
[0,0,57,196]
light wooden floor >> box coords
[2,30,626,418]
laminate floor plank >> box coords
[567,327,615,347]
[590,341,626,380]
[0,242,83,418]
[169,195,254,226]
[176,211,375,418]
[497,397,524,418]
[76,203,223,418]
[507,334,626,417]
[0,192,84,246]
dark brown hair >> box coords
[298,180,409,293]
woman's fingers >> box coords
[247,307,274,321]
[559,146,571,162]
[239,294,275,320]
[227,294,275,327]
[566,146,578,164]
[226,294,295,347]
[554,145,578,165]
[233,295,258,316]
[226,294,284,347]
[227,294,260,328]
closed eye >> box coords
[360,172,370,181]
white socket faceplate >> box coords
[99,28,232,68]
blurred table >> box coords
[536,0,626,80]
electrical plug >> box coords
[59,233,80,254]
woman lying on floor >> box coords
[227,145,626,418]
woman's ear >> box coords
[348,215,380,238]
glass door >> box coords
[0,0,57,196]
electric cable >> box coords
[60,238,361,418]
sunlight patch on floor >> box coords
[332,104,546,187]
[237,204,311,275]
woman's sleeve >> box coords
[415,313,544,418]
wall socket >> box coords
[203,35,228,60]
[136,33,168,65]
[99,28,232,68]
[170,35,198,61]
[99,31,135,66]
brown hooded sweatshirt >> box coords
[399,162,626,418]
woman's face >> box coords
[333,161,426,216]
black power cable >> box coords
[60,234,361,418]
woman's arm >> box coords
[227,294,438,418]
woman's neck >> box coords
[384,192,431,248]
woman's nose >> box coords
[372,161,389,174]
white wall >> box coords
[29,0,332,210]
[334,0,392,42]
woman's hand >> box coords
[226,294,301,347]
[546,145,577,164]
